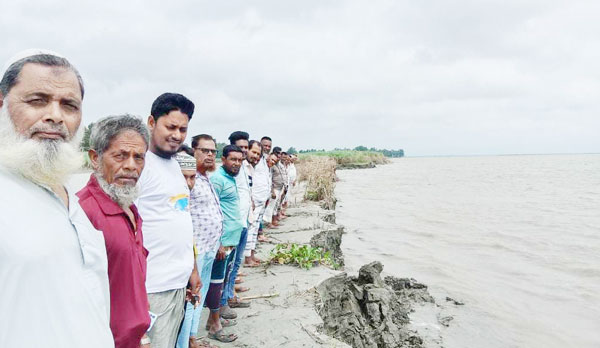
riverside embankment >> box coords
[211,158,449,348]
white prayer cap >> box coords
[2,48,67,76]
[175,153,197,171]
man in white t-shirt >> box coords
[136,93,200,348]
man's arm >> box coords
[188,251,201,303]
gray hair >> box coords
[90,114,149,157]
[0,54,85,98]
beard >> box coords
[95,171,139,209]
[202,161,217,173]
[0,104,83,187]
[223,165,240,177]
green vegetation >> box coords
[299,146,404,158]
[299,150,389,166]
[80,123,94,151]
[269,243,338,270]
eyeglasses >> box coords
[195,148,217,155]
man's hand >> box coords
[189,268,201,299]
[216,245,226,260]
[271,191,276,199]
[140,334,151,348]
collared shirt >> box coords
[271,162,288,190]
[190,172,223,254]
[0,167,113,348]
[136,151,194,294]
[210,166,243,247]
[288,163,297,185]
[251,155,271,203]
[77,175,150,348]
[236,160,252,228]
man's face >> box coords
[222,151,243,176]
[148,110,189,158]
[247,143,261,166]
[193,138,217,172]
[267,154,278,168]
[234,139,249,159]
[1,63,82,141]
[91,130,146,187]
[282,154,290,164]
[181,169,196,190]
[261,139,272,155]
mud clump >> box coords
[321,210,336,224]
[316,261,432,348]
[310,227,344,266]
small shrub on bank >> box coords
[296,156,337,209]
[269,243,337,270]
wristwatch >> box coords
[141,336,151,345]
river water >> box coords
[335,154,600,348]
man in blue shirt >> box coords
[205,145,244,343]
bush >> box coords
[269,243,338,270]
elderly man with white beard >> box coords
[77,115,152,348]
[0,50,113,347]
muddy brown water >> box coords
[336,154,600,348]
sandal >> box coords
[229,297,251,308]
[207,329,237,343]
[244,262,261,268]
[205,318,237,330]
[195,338,218,348]
[220,306,237,319]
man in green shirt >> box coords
[205,145,244,343]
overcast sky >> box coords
[2,0,599,156]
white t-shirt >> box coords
[136,151,195,293]
[0,167,113,348]
[236,160,252,228]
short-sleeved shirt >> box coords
[190,172,223,254]
[235,161,252,228]
[136,151,194,294]
[0,167,113,348]
[77,175,150,348]
[210,166,243,247]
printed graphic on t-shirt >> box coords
[169,194,189,212]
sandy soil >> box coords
[196,185,350,348]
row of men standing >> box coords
[0,50,296,348]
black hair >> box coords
[228,131,249,145]
[261,136,272,142]
[191,134,216,148]
[178,144,195,156]
[272,146,282,154]
[150,93,195,120]
[222,144,243,158]
[248,140,262,151]
[281,152,288,156]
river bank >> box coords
[204,162,448,347]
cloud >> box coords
[2,0,599,155]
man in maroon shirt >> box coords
[77,115,152,348]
